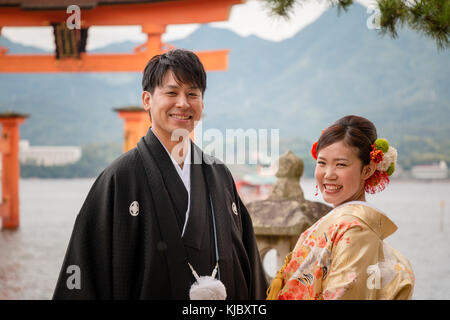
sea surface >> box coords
[0,178,449,299]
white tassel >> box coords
[188,262,227,300]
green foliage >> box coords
[263,0,298,17]
[378,0,410,37]
[262,0,450,49]
[379,0,450,49]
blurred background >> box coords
[0,0,449,299]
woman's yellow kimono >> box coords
[270,201,414,300]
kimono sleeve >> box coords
[322,223,380,300]
[53,170,115,299]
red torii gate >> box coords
[0,0,242,72]
[0,0,243,229]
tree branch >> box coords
[261,0,449,49]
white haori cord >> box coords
[187,180,227,300]
[188,261,227,300]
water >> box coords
[0,179,93,299]
[0,178,449,299]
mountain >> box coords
[0,38,139,145]
[174,4,450,144]
[0,3,448,164]
[0,36,51,54]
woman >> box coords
[267,115,414,300]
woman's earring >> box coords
[315,185,319,197]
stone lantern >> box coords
[246,150,332,281]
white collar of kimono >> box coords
[150,127,191,189]
[151,128,191,236]
[332,201,398,240]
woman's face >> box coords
[314,140,375,207]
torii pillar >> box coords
[114,107,150,153]
[0,112,29,230]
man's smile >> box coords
[169,113,193,121]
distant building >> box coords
[235,164,277,203]
[19,140,82,166]
[411,160,448,180]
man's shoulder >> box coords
[100,147,141,179]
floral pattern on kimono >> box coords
[277,201,415,300]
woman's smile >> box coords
[323,184,343,194]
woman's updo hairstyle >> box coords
[316,115,377,167]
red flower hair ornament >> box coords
[365,139,397,194]
[311,129,326,160]
[311,141,318,160]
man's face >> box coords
[142,70,204,145]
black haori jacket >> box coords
[53,128,268,300]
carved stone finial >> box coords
[267,150,304,201]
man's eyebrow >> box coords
[163,84,199,90]
[164,85,179,89]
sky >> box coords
[1,0,373,51]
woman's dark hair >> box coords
[142,49,207,95]
[316,115,377,166]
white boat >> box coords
[411,160,448,179]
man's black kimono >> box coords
[53,128,267,299]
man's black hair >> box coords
[142,49,207,95]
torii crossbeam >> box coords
[0,0,243,72]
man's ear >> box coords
[142,91,151,112]
[363,161,377,180]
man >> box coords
[53,49,267,299]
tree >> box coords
[261,0,449,49]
